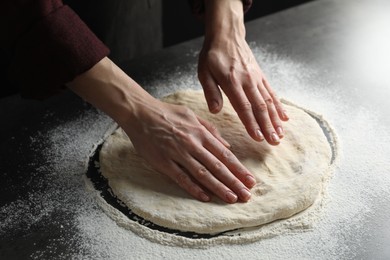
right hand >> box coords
[122,98,256,203]
[68,57,255,203]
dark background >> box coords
[162,0,314,47]
[0,0,313,98]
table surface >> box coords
[1,0,390,259]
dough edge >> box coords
[85,90,339,247]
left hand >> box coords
[198,0,289,145]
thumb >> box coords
[198,70,223,114]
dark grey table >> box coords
[1,0,390,259]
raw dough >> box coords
[99,90,332,234]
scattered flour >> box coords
[1,45,390,259]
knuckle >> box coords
[214,161,223,171]
[194,167,208,180]
[240,70,256,81]
[180,107,195,119]
[221,148,232,161]
[206,49,218,60]
[171,126,183,137]
[183,106,194,115]
[252,102,268,113]
[264,97,274,106]
[175,172,189,186]
[192,148,203,157]
[174,129,195,145]
[207,124,218,133]
[241,70,253,81]
[176,131,190,144]
[236,101,252,113]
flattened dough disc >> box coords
[99,90,332,234]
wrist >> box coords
[203,0,245,44]
[67,57,155,129]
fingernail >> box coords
[271,132,280,143]
[276,127,284,138]
[210,100,219,112]
[225,191,238,203]
[200,192,210,202]
[256,129,264,141]
[240,188,251,201]
[283,110,289,120]
[245,175,256,187]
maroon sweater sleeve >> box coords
[0,0,110,100]
[188,0,253,19]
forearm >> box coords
[66,57,155,128]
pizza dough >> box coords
[99,90,333,234]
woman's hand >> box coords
[68,57,256,203]
[198,0,289,145]
[123,98,256,203]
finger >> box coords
[239,76,276,143]
[161,161,211,202]
[202,134,256,190]
[223,84,265,142]
[257,79,284,141]
[197,116,230,148]
[193,132,256,200]
[179,153,240,204]
[240,71,281,145]
[198,69,223,113]
[192,146,253,203]
[262,77,289,121]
